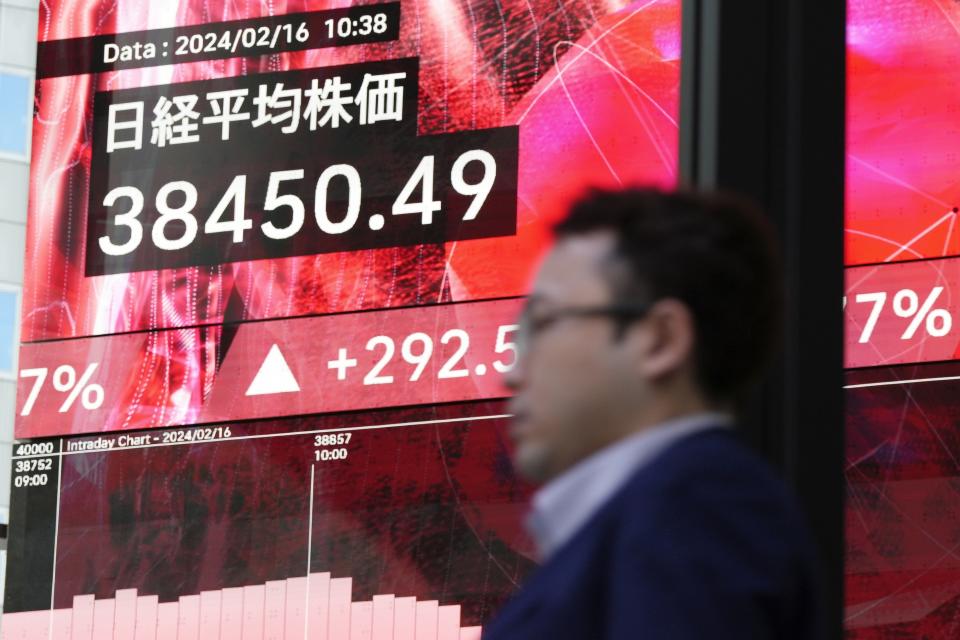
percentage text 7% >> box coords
[848,287,953,344]
[19,364,106,416]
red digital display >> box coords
[5,0,682,635]
[846,0,960,636]
[15,0,681,439]
[16,298,524,436]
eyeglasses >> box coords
[516,303,653,355]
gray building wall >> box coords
[0,0,38,607]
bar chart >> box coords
[0,571,482,639]
[5,407,533,638]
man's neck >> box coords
[528,411,734,560]
[609,393,729,447]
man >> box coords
[484,188,822,639]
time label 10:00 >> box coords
[97,149,497,258]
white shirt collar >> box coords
[526,412,733,561]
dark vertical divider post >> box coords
[679,2,845,638]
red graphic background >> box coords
[8,0,683,634]
[23,0,680,342]
[52,403,532,627]
[15,298,524,437]
[17,0,681,438]
[29,0,960,635]
[845,0,960,636]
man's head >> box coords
[505,187,781,483]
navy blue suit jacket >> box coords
[483,429,822,639]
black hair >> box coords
[553,187,782,401]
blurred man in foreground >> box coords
[484,188,822,639]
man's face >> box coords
[505,231,648,483]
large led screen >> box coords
[845,0,960,636]
[4,1,682,637]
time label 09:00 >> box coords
[96,150,497,258]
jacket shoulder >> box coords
[605,430,820,639]
[620,429,804,524]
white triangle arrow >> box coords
[245,344,301,396]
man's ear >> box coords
[627,298,696,382]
